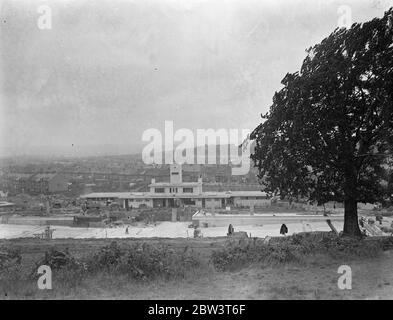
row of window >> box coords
[125,197,265,202]
[154,187,194,193]
[239,197,267,200]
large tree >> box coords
[251,9,393,237]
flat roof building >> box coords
[81,164,269,209]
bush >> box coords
[29,248,87,288]
[211,232,386,271]
[321,235,384,259]
[87,241,202,280]
[88,241,123,271]
[0,247,21,271]
[0,247,30,298]
[117,244,200,279]
[211,238,305,271]
[33,248,86,272]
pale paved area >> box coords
[0,221,344,239]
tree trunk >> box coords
[342,198,362,237]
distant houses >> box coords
[1,173,69,195]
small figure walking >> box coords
[125,226,129,234]
[227,224,234,236]
[280,223,288,236]
[194,225,202,238]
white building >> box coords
[81,164,270,209]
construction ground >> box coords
[0,220,344,239]
[1,213,393,239]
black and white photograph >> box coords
[0,0,393,304]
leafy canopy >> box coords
[251,9,393,205]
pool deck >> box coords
[192,211,344,227]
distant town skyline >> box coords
[1,0,392,157]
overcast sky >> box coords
[0,0,392,157]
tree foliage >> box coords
[251,9,393,236]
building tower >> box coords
[170,164,182,184]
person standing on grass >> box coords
[280,224,288,236]
[227,224,234,236]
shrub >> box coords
[0,247,21,271]
[32,248,86,273]
[29,248,88,290]
[87,241,202,280]
[211,232,386,271]
[211,238,306,271]
[0,247,29,298]
[88,241,123,272]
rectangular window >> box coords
[183,198,195,205]
[155,188,165,193]
[183,187,193,193]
